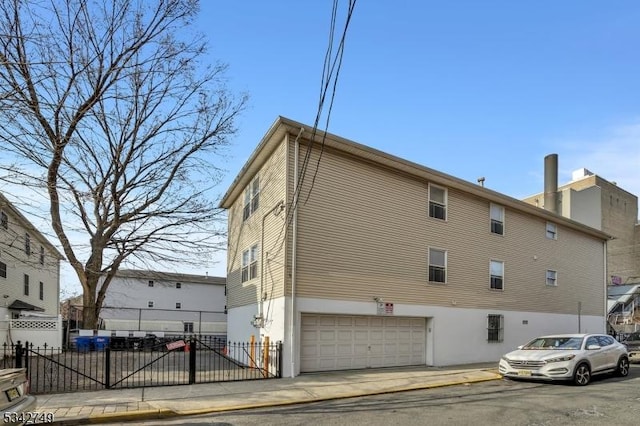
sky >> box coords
[37,1,640,294]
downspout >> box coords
[603,238,609,333]
[290,134,301,377]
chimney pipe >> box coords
[544,154,559,214]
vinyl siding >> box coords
[290,142,605,316]
[226,138,287,308]
[0,210,60,315]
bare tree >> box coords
[0,0,246,328]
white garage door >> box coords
[300,314,426,372]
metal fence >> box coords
[1,335,282,394]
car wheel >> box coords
[617,357,630,377]
[573,363,591,386]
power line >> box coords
[264,0,357,320]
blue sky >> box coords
[60,1,640,292]
[200,1,639,202]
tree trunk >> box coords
[82,284,99,329]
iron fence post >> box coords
[24,342,29,374]
[105,347,111,389]
[188,337,196,384]
[14,341,22,368]
[277,341,283,378]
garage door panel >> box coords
[353,343,368,356]
[301,314,427,373]
[337,330,353,341]
[354,330,368,341]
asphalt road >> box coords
[101,364,640,426]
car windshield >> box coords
[522,336,583,350]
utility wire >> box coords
[264,0,357,320]
[262,0,357,264]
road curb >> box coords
[176,371,504,416]
[51,371,502,424]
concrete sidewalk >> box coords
[36,363,502,425]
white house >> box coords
[99,269,226,335]
[0,191,65,348]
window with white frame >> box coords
[0,211,7,230]
[25,233,31,256]
[176,302,181,309]
[487,314,504,342]
[24,274,29,295]
[184,322,194,333]
[428,248,446,283]
[176,282,181,289]
[428,184,447,220]
[39,281,44,300]
[39,246,45,265]
[241,244,259,283]
[490,204,504,235]
[243,176,260,221]
[148,280,154,287]
[546,222,557,239]
[0,261,5,278]
[490,260,504,290]
[546,270,557,286]
[148,301,154,308]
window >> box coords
[39,281,44,300]
[148,280,154,287]
[241,244,259,283]
[176,302,181,309]
[0,261,6,278]
[586,336,599,348]
[490,204,504,235]
[243,176,260,221]
[0,211,7,229]
[148,301,154,308]
[487,314,504,342]
[596,335,614,347]
[428,185,447,220]
[428,248,446,283]
[546,222,557,240]
[176,282,182,289]
[39,246,45,265]
[24,274,29,296]
[546,270,557,286]
[490,260,504,290]
[25,233,31,256]
[184,322,194,333]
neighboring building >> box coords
[523,164,640,285]
[607,284,640,333]
[0,191,65,347]
[98,269,226,335]
[219,117,611,377]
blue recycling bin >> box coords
[75,336,91,352]
[93,336,110,351]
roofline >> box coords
[220,117,612,242]
[0,191,65,260]
[525,173,639,201]
[114,269,225,285]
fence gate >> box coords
[3,336,282,394]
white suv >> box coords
[499,333,629,386]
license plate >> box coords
[5,387,20,401]
[517,370,532,377]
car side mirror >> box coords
[517,345,523,349]
[587,344,601,350]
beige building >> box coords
[1,191,65,348]
[523,167,640,285]
[0,192,64,318]
[220,117,611,377]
